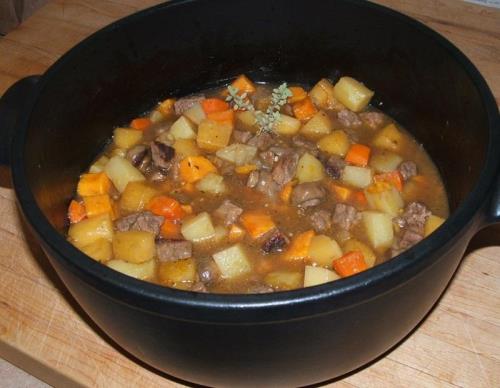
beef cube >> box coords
[398,161,418,181]
[197,257,220,284]
[261,230,289,254]
[115,211,164,236]
[247,132,274,150]
[232,130,252,143]
[272,151,299,185]
[332,203,360,230]
[323,155,345,179]
[150,141,175,171]
[310,209,332,232]
[291,182,326,208]
[338,109,362,127]
[213,200,243,226]
[156,239,193,262]
[359,111,385,129]
[174,95,205,115]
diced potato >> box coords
[342,165,373,188]
[158,258,196,286]
[372,123,404,151]
[275,114,301,136]
[89,156,109,173]
[195,173,227,194]
[111,148,127,158]
[309,78,343,110]
[113,128,143,149]
[215,143,257,166]
[183,102,206,125]
[264,271,303,290]
[104,156,145,193]
[173,139,200,158]
[333,76,374,112]
[119,181,159,213]
[235,111,258,133]
[362,211,394,251]
[210,225,228,245]
[307,235,343,268]
[79,238,112,262]
[181,212,216,242]
[112,231,156,264]
[68,213,113,247]
[170,116,197,140]
[157,98,176,117]
[364,181,404,216]
[304,265,340,287]
[425,214,445,236]
[317,130,350,157]
[343,239,377,268]
[300,111,333,139]
[213,244,252,279]
[149,109,164,123]
[107,259,156,280]
[197,119,233,152]
[369,151,403,173]
[296,153,325,183]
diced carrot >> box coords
[77,172,111,196]
[157,98,176,117]
[239,211,276,239]
[68,200,86,224]
[181,204,193,215]
[83,194,113,218]
[292,97,318,121]
[160,219,183,239]
[201,98,230,114]
[207,109,235,125]
[231,74,256,94]
[235,164,257,174]
[353,190,368,208]
[130,118,152,131]
[332,251,368,277]
[283,230,315,261]
[228,224,245,242]
[288,86,307,104]
[374,170,404,192]
[345,144,371,167]
[280,181,294,203]
[179,156,217,183]
[327,182,352,202]
[147,195,185,221]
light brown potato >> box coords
[119,181,159,213]
[317,130,350,157]
[333,76,374,112]
[158,258,196,287]
[197,119,233,152]
[300,111,333,139]
[107,259,156,280]
[265,271,303,290]
[68,213,113,247]
[112,230,156,264]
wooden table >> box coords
[0,1,499,386]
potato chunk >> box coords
[304,265,340,287]
[181,212,216,242]
[342,239,377,268]
[264,271,303,290]
[296,153,325,183]
[197,119,233,152]
[424,215,445,236]
[112,231,156,264]
[309,78,342,110]
[307,235,343,268]
[170,116,197,140]
[364,181,404,216]
[104,156,145,193]
[79,238,113,262]
[369,151,403,173]
[213,244,252,279]
[342,165,373,188]
[195,173,227,195]
[372,123,404,151]
[107,259,156,280]
[173,139,200,158]
[68,213,113,247]
[119,181,159,214]
[158,258,196,288]
[333,76,374,112]
[235,111,258,133]
[89,156,109,173]
[300,111,333,139]
[113,128,143,149]
[362,211,394,251]
[317,130,350,157]
[183,103,206,125]
[216,143,257,166]
[275,114,301,136]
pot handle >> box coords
[487,170,500,225]
[0,75,40,166]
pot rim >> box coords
[10,0,500,321]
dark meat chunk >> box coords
[213,200,243,226]
[310,209,332,232]
[359,111,385,129]
[332,203,360,230]
[259,150,278,169]
[261,230,289,254]
[338,109,362,127]
[156,239,193,262]
[254,171,281,198]
[232,130,252,143]
[398,161,418,181]
[391,229,424,257]
[292,136,319,157]
[167,155,182,182]
[174,94,204,115]
[206,155,234,175]
[197,257,220,284]
[272,152,299,185]
[126,144,151,172]
[247,132,274,151]
[247,170,259,188]
[393,202,431,234]
[115,211,164,236]
[324,155,345,179]
[150,141,175,171]
[291,182,326,208]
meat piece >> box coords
[324,155,345,179]
[272,152,299,185]
[391,229,424,257]
[254,171,281,198]
[191,282,208,293]
[150,141,175,171]
[246,281,275,294]
[126,144,151,172]
[338,109,362,127]
[247,170,260,188]
[156,239,193,262]
[292,136,319,157]
[261,230,289,254]
[247,132,274,150]
[197,257,220,284]
[398,161,418,181]
[213,200,243,226]
[309,209,332,232]
[332,203,360,230]
[232,130,252,143]
[393,202,431,234]
[259,150,278,169]
[174,94,204,115]
[167,155,182,181]
[115,211,164,236]
[206,155,234,175]
[359,111,385,129]
[291,182,326,208]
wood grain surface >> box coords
[0,1,499,387]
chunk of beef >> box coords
[261,230,289,254]
[126,144,151,172]
[174,94,204,115]
[213,200,243,226]
[391,229,424,257]
[291,182,326,208]
[167,155,182,181]
[394,202,430,233]
[232,130,252,143]
[292,136,319,157]
[206,155,234,175]
[156,239,193,262]
[338,109,362,127]
[254,171,281,198]
[150,141,175,171]
[247,132,274,150]
[272,151,299,185]
[398,161,418,181]
[247,170,260,188]
[197,257,220,284]
[310,209,332,232]
[115,211,164,236]
[332,203,360,230]
[324,155,345,179]
[359,111,385,129]
[259,150,278,169]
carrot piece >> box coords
[83,194,113,218]
[239,211,276,239]
[345,144,371,167]
[77,172,111,196]
[68,200,86,224]
[130,118,152,131]
[327,182,352,202]
[201,98,230,114]
[231,74,256,94]
[374,170,404,192]
[179,156,217,183]
[280,181,294,203]
[147,195,185,221]
[292,97,318,121]
[228,224,245,242]
[207,109,235,125]
[353,190,368,208]
[181,204,193,215]
[235,164,257,174]
[160,219,183,239]
[157,98,176,117]
[332,251,367,277]
[283,230,315,261]
[288,86,307,104]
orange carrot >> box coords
[332,251,367,277]
[288,86,308,104]
[83,194,113,218]
[207,109,235,125]
[231,74,256,94]
[283,230,315,261]
[179,156,217,183]
[77,172,111,196]
[130,118,152,131]
[280,181,294,203]
[353,190,368,208]
[68,200,86,224]
[327,182,352,202]
[292,97,318,121]
[374,170,404,192]
[201,98,230,114]
[147,195,185,221]
[157,98,176,117]
[345,144,371,167]
[239,211,276,239]
[160,220,182,239]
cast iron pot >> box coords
[1,0,499,386]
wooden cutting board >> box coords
[0,1,499,387]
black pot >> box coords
[1,0,499,386]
